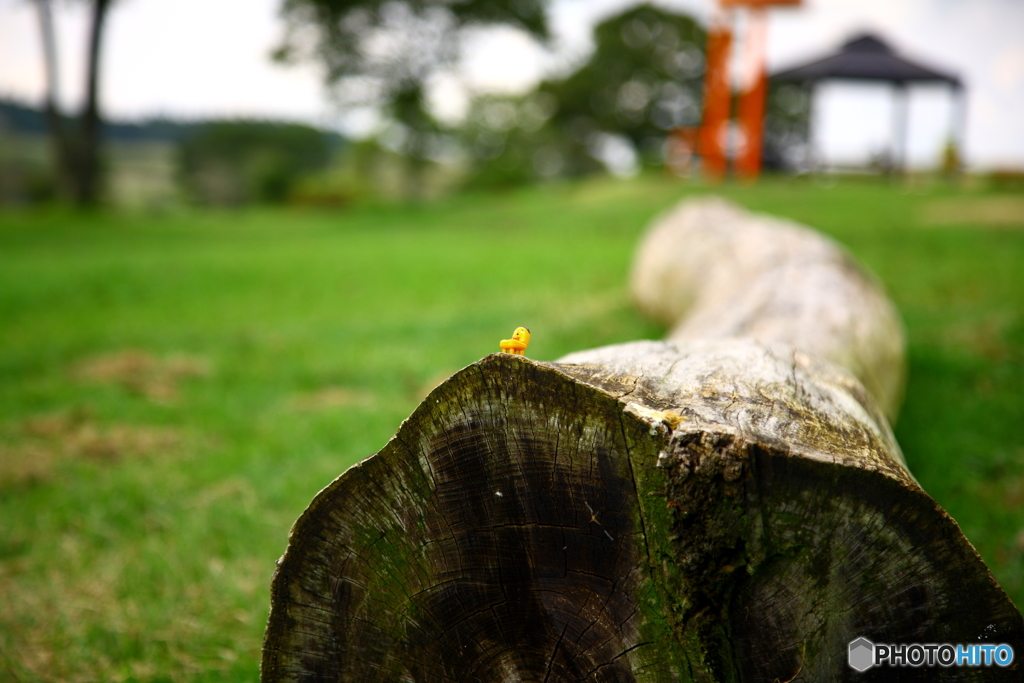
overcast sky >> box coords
[1,0,1022,169]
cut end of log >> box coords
[262,351,1022,682]
[263,353,671,681]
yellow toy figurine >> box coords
[499,326,531,356]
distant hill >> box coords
[0,99,348,206]
[0,98,201,142]
[0,99,344,146]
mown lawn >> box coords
[1,174,1022,681]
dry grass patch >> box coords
[921,197,1024,227]
[72,349,210,403]
[0,441,57,489]
[1000,473,1024,510]
[0,410,184,489]
[189,477,259,512]
[941,314,1015,362]
[287,386,375,411]
[0,539,265,682]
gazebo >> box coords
[771,33,965,172]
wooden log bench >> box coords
[261,197,1023,682]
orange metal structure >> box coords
[696,0,801,181]
[699,21,733,180]
[735,7,769,178]
[719,0,800,6]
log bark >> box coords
[630,197,906,422]
[262,198,1023,682]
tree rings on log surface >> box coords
[262,350,1022,682]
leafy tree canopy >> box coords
[275,0,549,158]
[764,82,812,171]
[541,4,706,161]
[462,4,706,187]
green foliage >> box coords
[763,82,813,170]
[1,176,1022,679]
[462,4,706,187]
[460,92,603,189]
[541,4,705,160]
[290,138,459,204]
[275,0,549,164]
[176,121,338,205]
[0,157,59,205]
[277,0,548,61]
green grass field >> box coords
[2,175,1022,681]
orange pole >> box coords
[699,16,733,181]
[736,7,768,179]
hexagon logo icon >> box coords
[848,637,875,672]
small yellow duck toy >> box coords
[499,326,531,356]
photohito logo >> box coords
[848,637,1015,670]
[848,638,874,672]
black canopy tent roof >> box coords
[770,33,965,172]
[773,34,962,86]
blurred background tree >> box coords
[176,121,339,205]
[33,0,116,207]
[541,5,705,166]
[458,91,587,189]
[762,82,813,172]
[274,0,549,196]
[461,4,706,188]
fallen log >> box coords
[262,198,1023,682]
[630,197,907,422]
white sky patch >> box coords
[460,26,548,94]
[0,0,91,110]
[992,45,1024,90]
[769,0,921,68]
[426,71,470,125]
[327,106,381,140]
[590,132,640,177]
[105,0,326,122]
[0,0,326,123]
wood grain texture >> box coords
[264,354,687,682]
[263,198,1022,682]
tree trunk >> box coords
[73,0,111,207]
[262,198,1023,681]
[35,0,72,199]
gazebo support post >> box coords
[951,83,967,176]
[891,82,908,175]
